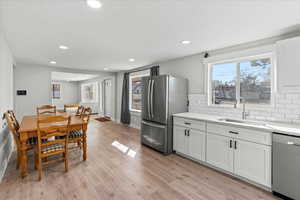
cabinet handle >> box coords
[234,141,237,149]
[187,130,190,136]
[230,140,232,148]
[184,129,187,136]
[184,122,191,125]
[229,131,239,135]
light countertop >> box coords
[173,112,300,137]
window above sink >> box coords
[207,53,276,107]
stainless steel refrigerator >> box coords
[141,75,188,154]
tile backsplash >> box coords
[189,87,300,124]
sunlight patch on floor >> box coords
[111,141,137,158]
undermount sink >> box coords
[218,118,267,126]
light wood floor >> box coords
[0,119,280,200]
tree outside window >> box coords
[210,56,272,105]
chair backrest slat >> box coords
[37,105,56,115]
[64,104,80,112]
[80,107,92,123]
[37,115,71,147]
[7,110,20,130]
[4,112,20,147]
[76,106,84,116]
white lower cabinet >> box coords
[173,125,206,162]
[206,134,271,187]
[173,126,188,154]
[173,117,272,189]
[234,139,271,187]
[188,129,206,161]
[206,133,234,173]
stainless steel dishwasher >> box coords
[272,132,300,200]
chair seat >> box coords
[41,143,65,154]
[69,130,83,139]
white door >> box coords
[104,79,112,118]
[234,139,271,187]
[188,129,206,162]
[173,126,187,154]
[206,133,234,173]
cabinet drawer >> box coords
[173,117,206,131]
[207,123,271,145]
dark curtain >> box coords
[120,73,131,124]
[150,65,160,76]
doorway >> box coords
[103,79,112,118]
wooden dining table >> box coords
[18,112,88,178]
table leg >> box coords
[83,129,87,161]
[20,140,28,178]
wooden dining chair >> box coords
[35,115,71,181]
[76,106,84,116]
[5,111,36,169]
[64,104,80,112]
[7,110,20,130]
[37,105,56,115]
[68,107,92,151]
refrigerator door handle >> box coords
[147,80,151,119]
[150,79,155,118]
[142,120,165,129]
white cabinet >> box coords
[173,116,272,188]
[206,133,271,187]
[277,36,300,90]
[188,129,206,161]
[234,139,271,187]
[173,126,187,154]
[173,125,206,162]
[206,133,234,173]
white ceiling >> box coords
[51,71,98,82]
[1,0,300,71]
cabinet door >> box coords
[277,36,300,90]
[206,133,234,173]
[234,139,271,187]
[188,129,206,162]
[173,126,187,154]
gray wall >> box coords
[160,54,204,94]
[116,32,300,129]
[79,75,117,120]
[51,81,80,110]
[115,55,205,126]
[14,63,115,120]
[0,32,14,181]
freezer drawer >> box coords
[141,120,167,153]
[272,133,300,200]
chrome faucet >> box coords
[241,100,249,120]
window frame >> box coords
[129,72,150,112]
[207,53,276,108]
[52,82,62,100]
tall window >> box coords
[52,83,61,99]
[129,71,150,112]
[209,55,273,105]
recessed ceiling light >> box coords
[104,68,109,71]
[50,61,56,64]
[86,0,102,9]
[181,40,191,45]
[59,45,69,50]
[129,58,135,62]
